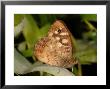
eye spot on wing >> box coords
[55,28,62,34]
[58,29,61,33]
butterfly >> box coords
[34,20,77,68]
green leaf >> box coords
[72,67,78,75]
[75,48,97,64]
[75,40,97,64]
[14,14,24,26]
[83,31,97,41]
[17,42,33,57]
[40,24,50,37]
[80,14,97,21]
[22,49,33,57]
[22,15,41,49]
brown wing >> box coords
[34,20,77,68]
[34,37,50,61]
[47,20,76,68]
[48,20,72,47]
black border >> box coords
[106,0,110,87]
[1,0,109,89]
[1,1,107,5]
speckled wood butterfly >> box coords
[34,20,77,68]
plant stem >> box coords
[77,61,82,76]
[83,19,97,31]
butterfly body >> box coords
[34,20,77,68]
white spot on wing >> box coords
[57,42,62,47]
[55,31,58,34]
[59,27,63,30]
[49,32,53,36]
[56,37,60,40]
[62,39,68,43]
[60,32,68,35]
[50,45,53,49]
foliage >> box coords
[14,14,97,76]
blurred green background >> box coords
[14,14,97,76]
